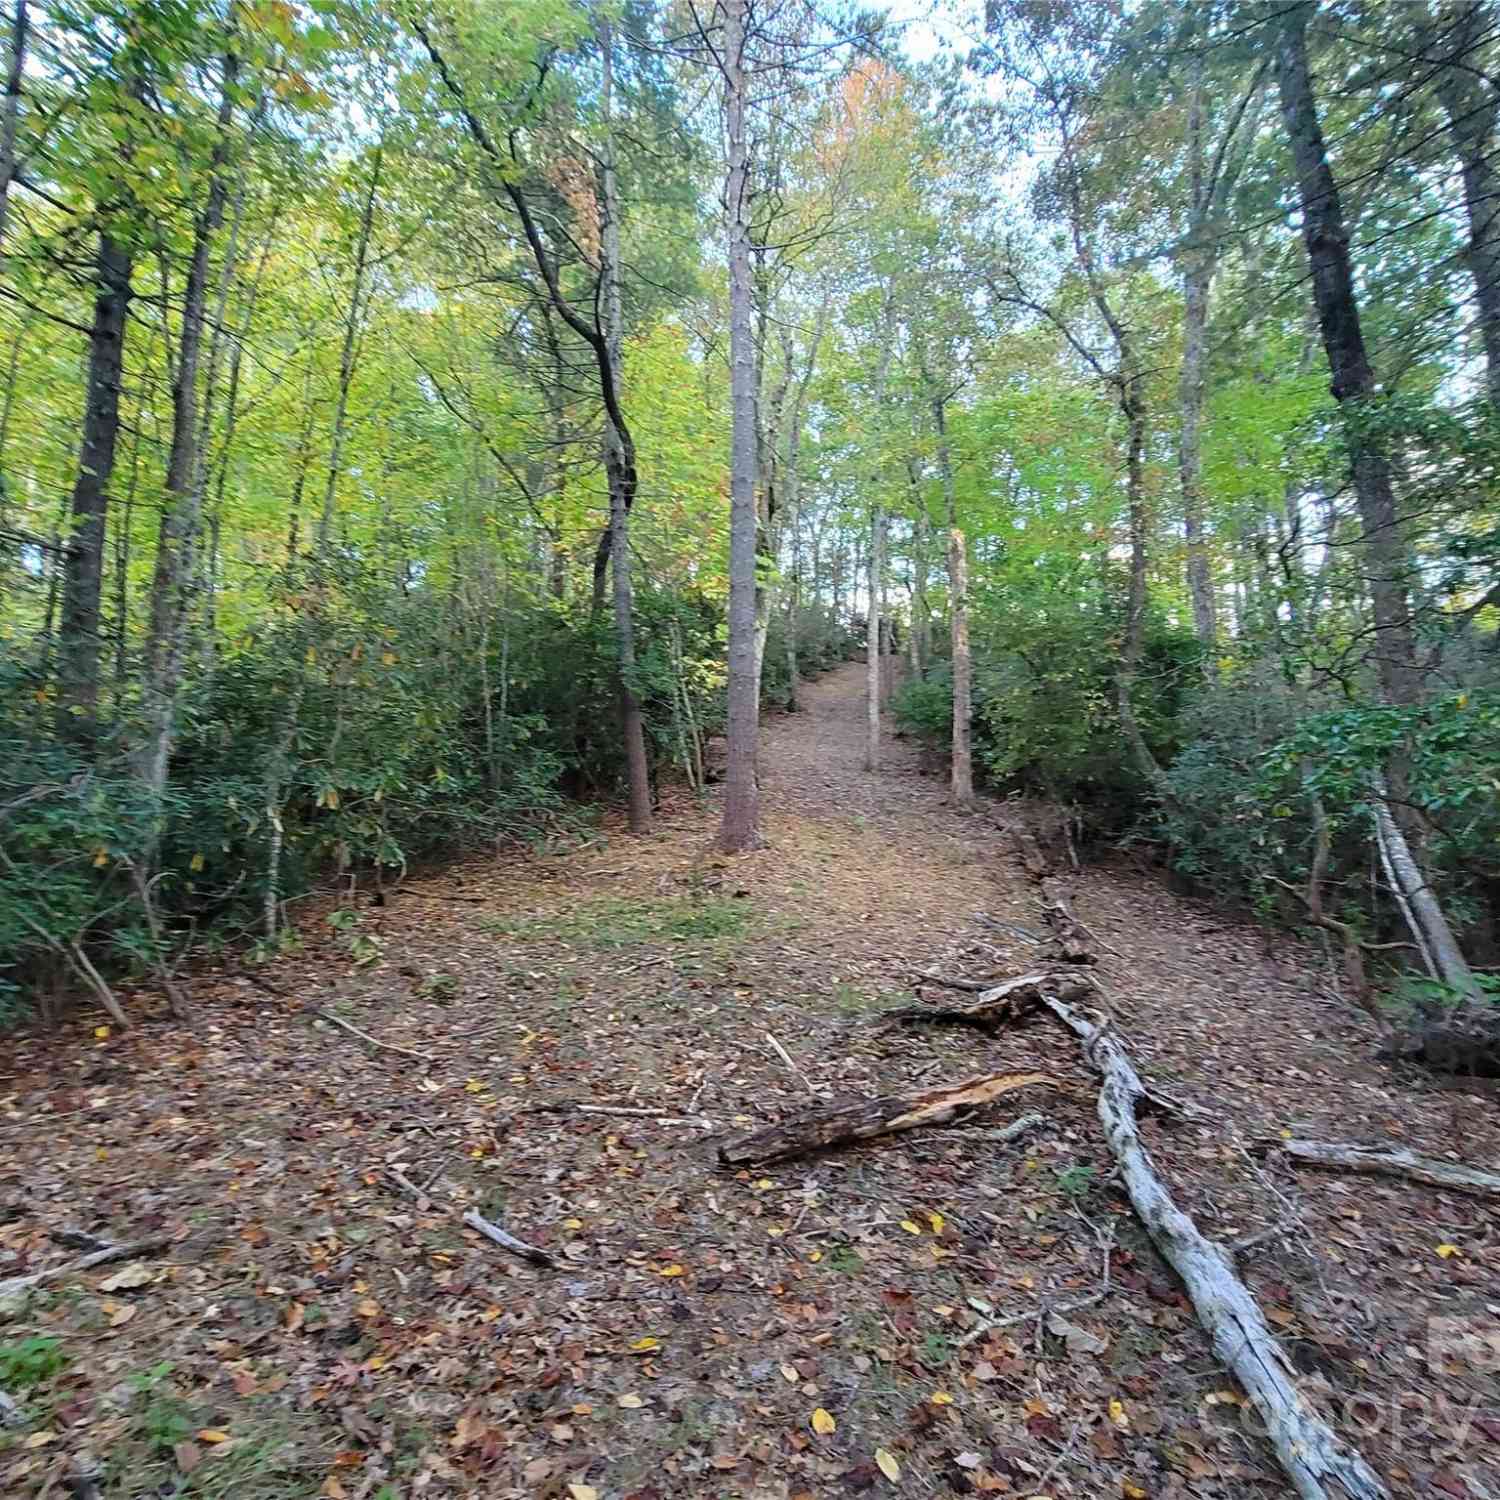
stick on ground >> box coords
[1277,1138,1500,1198]
[383,1167,554,1268]
[0,1235,171,1301]
[316,1007,432,1063]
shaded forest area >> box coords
[3,0,1498,1047]
[2,5,1500,1498]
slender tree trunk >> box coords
[907,456,930,675]
[1180,249,1216,650]
[317,143,381,554]
[0,0,26,256]
[139,48,237,809]
[599,20,651,835]
[865,501,884,770]
[718,0,761,850]
[1116,376,1161,784]
[933,391,974,807]
[56,232,131,744]
[1431,0,1500,405]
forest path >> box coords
[3,661,1498,1499]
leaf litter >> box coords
[1,663,1497,1498]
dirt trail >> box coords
[2,661,1497,1499]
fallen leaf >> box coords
[781,1363,800,1383]
[286,1301,306,1332]
[899,1219,922,1235]
[1048,1311,1106,1355]
[568,1486,599,1500]
[928,1211,945,1233]
[955,1451,982,1469]
[658,1264,686,1277]
[875,1447,901,1481]
[628,1337,660,1353]
[23,1431,56,1449]
[1109,1399,1129,1430]
[174,1442,203,1474]
[109,1302,137,1328]
[930,1391,954,1406]
[1123,1482,1148,1499]
[98,1262,153,1292]
[811,1407,837,1435]
[1436,1244,1462,1259]
[354,1298,380,1319]
[196,1429,231,1444]
[321,1479,347,1499]
[617,1394,644,1409]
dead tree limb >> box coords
[718,1071,1057,1165]
[0,1235,171,1301]
[1277,1138,1500,1198]
[881,971,1091,1028]
[1009,826,1094,963]
[1036,988,1388,1500]
[315,1007,432,1063]
[383,1167,554,1268]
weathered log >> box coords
[881,971,1086,1027]
[718,1071,1055,1165]
[1036,988,1388,1500]
[1008,825,1094,963]
[1278,1138,1500,1198]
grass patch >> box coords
[481,895,756,951]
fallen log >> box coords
[1036,988,1388,1500]
[1277,1138,1500,1198]
[718,1071,1056,1166]
[881,971,1090,1028]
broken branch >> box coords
[1276,1138,1500,1198]
[0,1234,171,1301]
[1036,987,1389,1500]
[315,1007,432,1063]
[718,1071,1056,1165]
[383,1168,555,1268]
[880,971,1090,1028]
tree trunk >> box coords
[1273,5,1422,712]
[1180,246,1216,650]
[718,0,761,851]
[0,0,26,256]
[56,231,131,744]
[908,456,930,675]
[1431,0,1500,405]
[139,48,237,809]
[865,500,884,771]
[600,21,652,835]
[934,395,974,807]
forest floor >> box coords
[2,660,1499,1500]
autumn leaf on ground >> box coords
[875,1447,901,1481]
[98,1262,153,1292]
[811,1407,837,1435]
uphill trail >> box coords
[2,660,1497,1499]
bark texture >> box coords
[718,1071,1055,1165]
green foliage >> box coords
[0,1335,69,1390]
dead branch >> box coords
[966,1109,1049,1144]
[911,969,996,992]
[958,1288,1106,1350]
[718,1071,1056,1165]
[1036,987,1389,1500]
[881,971,1091,1028]
[315,1007,433,1063]
[1276,1138,1500,1198]
[461,1210,555,1267]
[1008,827,1094,963]
[383,1167,555,1268]
[0,1235,171,1301]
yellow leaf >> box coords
[617,1393,644,1409]
[1436,1243,1461,1259]
[94,1025,110,1040]
[628,1337,660,1353]
[875,1446,901,1481]
[190,851,205,872]
[1109,1399,1129,1429]
[1123,1482,1148,1499]
[658,1264,686,1277]
[355,1299,380,1318]
[568,1486,598,1500]
[811,1407,836,1435]
[382,651,397,666]
[24,1430,56,1448]
[92,847,109,868]
[464,1079,485,1093]
[899,1219,922,1235]
[809,1250,822,1263]
[930,1391,954,1406]
[927,1211,945,1234]
[196,1429,231,1444]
